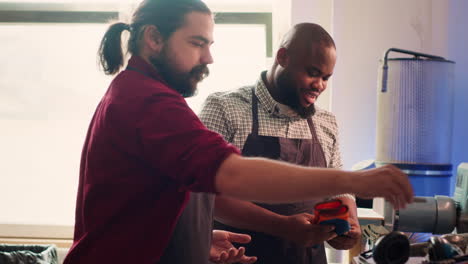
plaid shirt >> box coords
[199,73,343,169]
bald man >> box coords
[199,23,358,264]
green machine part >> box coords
[454,163,468,233]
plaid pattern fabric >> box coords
[199,73,343,169]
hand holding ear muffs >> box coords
[313,199,350,236]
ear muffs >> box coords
[373,231,410,264]
[313,199,350,235]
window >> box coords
[0,23,112,226]
[0,1,271,237]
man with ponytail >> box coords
[65,0,413,263]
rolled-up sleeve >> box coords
[137,90,240,194]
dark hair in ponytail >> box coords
[98,22,130,75]
[98,0,211,75]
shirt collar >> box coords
[254,71,302,119]
[126,55,169,86]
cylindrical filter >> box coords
[376,48,455,196]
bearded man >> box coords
[200,23,361,264]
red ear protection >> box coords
[313,199,350,235]
[313,199,349,224]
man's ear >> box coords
[142,25,164,53]
[276,47,290,67]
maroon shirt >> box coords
[64,56,239,264]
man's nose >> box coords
[311,78,324,91]
[201,48,214,65]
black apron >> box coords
[158,192,214,264]
[125,66,215,264]
[214,90,328,264]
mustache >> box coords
[304,88,321,93]
[190,64,209,81]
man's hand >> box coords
[350,164,414,210]
[275,213,337,247]
[209,230,257,264]
[327,197,362,250]
[327,214,361,250]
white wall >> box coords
[448,0,468,184]
[331,0,457,171]
[272,0,467,177]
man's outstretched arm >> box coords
[215,154,413,210]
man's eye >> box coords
[191,42,204,47]
[308,70,320,77]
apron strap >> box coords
[306,118,317,141]
[306,117,328,167]
[251,89,260,136]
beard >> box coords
[149,48,209,98]
[276,73,316,118]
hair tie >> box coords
[124,23,132,32]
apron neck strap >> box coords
[306,117,317,140]
[251,89,260,136]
